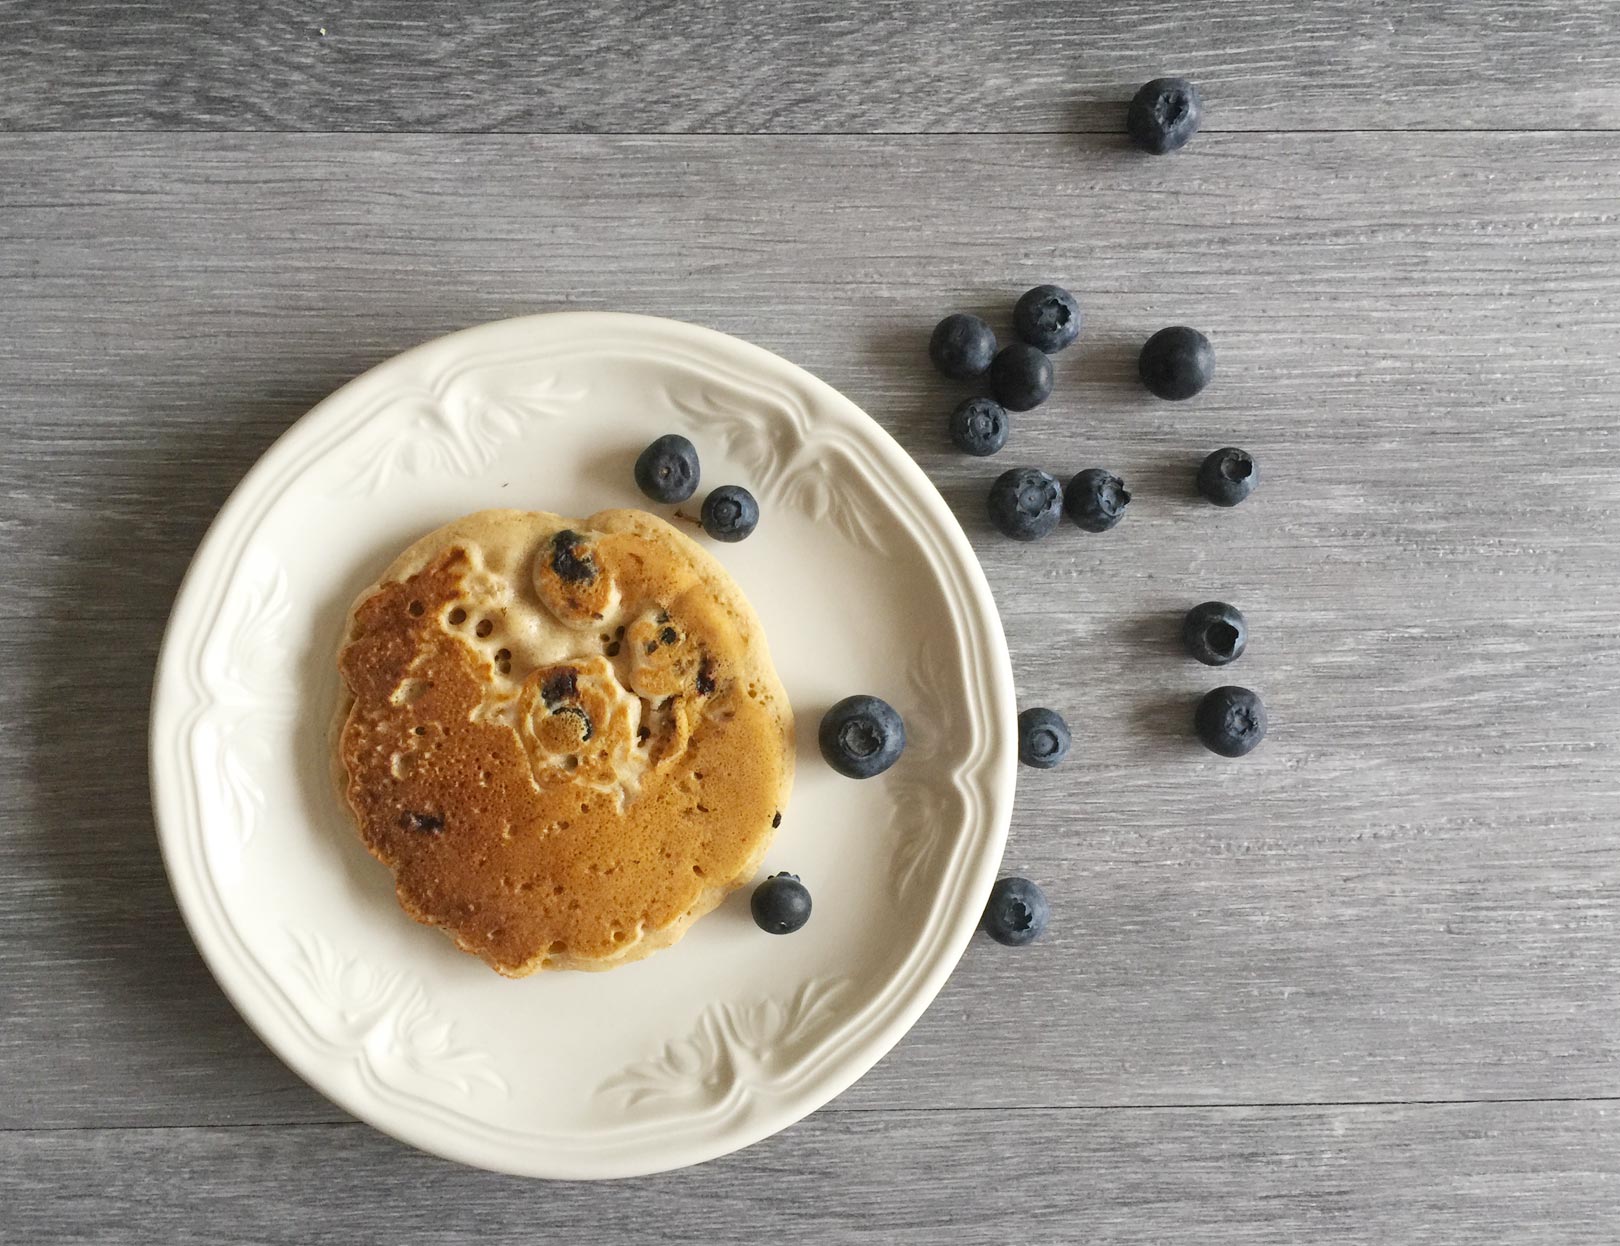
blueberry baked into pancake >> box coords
[336,508,793,976]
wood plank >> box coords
[2,0,1620,133]
[3,132,1620,1130]
[7,1102,1620,1244]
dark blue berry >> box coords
[949,397,1009,457]
[700,485,759,542]
[1139,326,1214,400]
[549,530,597,583]
[633,433,700,504]
[982,877,1048,946]
[1064,468,1131,532]
[1197,447,1258,507]
[1017,708,1071,769]
[1195,686,1267,757]
[929,313,997,381]
[1127,77,1203,154]
[989,343,1054,412]
[1183,601,1247,666]
[751,872,811,934]
[819,695,906,779]
[988,467,1063,541]
[1013,284,1082,354]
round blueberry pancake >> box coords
[335,508,793,976]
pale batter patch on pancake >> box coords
[335,508,793,976]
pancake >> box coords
[335,508,793,976]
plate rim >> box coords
[149,311,1016,1178]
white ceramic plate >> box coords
[150,312,1015,1179]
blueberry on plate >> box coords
[700,485,759,541]
[989,343,1054,411]
[982,876,1049,946]
[1127,77,1204,154]
[1064,468,1131,532]
[1139,326,1214,400]
[751,872,811,935]
[1017,707,1071,769]
[1197,447,1258,507]
[819,694,906,778]
[633,433,700,504]
[988,467,1064,541]
[1195,685,1267,757]
[949,397,1009,457]
[929,313,997,381]
[1013,284,1082,354]
[1183,601,1247,666]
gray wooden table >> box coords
[5,2,1619,1242]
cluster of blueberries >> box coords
[934,74,1275,948]
[633,432,759,542]
[930,288,1265,750]
[645,76,1237,948]
[930,294,1253,541]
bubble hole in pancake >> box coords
[335,509,794,976]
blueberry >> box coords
[929,313,997,381]
[633,433,700,504]
[987,467,1064,541]
[1183,601,1247,666]
[751,872,811,935]
[700,485,759,542]
[982,877,1048,946]
[1064,468,1131,532]
[989,343,1054,412]
[819,694,906,779]
[1139,326,1214,400]
[949,397,1009,457]
[1197,447,1258,507]
[1195,686,1267,757]
[1013,284,1082,354]
[549,530,597,583]
[1127,77,1204,154]
[1017,707,1071,769]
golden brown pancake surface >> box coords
[336,508,793,975]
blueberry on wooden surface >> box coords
[1017,707,1071,769]
[983,877,1049,946]
[1139,326,1214,400]
[989,343,1054,412]
[988,467,1064,541]
[1013,284,1082,354]
[1183,601,1248,666]
[1127,77,1203,154]
[950,397,1010,457]
[1197,447,1258,507]
[1195,685,1267,757]
[930,313,997,381]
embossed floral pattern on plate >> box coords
[599,978,853,1112]
[289,928,507,1098]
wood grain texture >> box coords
[2,124,1619,1229]
[5,130,1620,1133]
[8,1103,1620,1244]
[3,0,1620,133]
